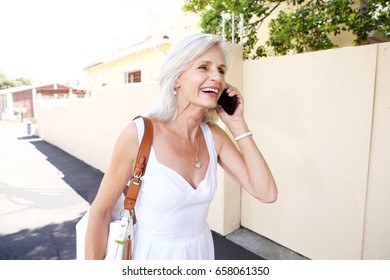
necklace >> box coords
[177,125,202,169]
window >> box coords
[125,70,141,83]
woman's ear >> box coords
[174,82,180,90]
[174,84,181,96]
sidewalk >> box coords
[0,121,264,260]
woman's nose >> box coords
[210,68,223,82]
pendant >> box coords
[195,159,202,169]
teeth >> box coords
[201,88,218,94]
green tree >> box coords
[268,0,390,55]
[183,0,283,59]
[350,0,390,44]
[183,0,390,58]
[0,73,32,90]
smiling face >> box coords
[174,44,227,112]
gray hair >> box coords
[148,33,231,123]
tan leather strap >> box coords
[125,238,132,260]
[123,116,153,212]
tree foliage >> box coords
[269,0,390,55]
[183,0,283,59]
[0,73,32,90]
[183,0,390,58]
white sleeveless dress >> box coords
[132,118,217,260]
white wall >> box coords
[362,43,390,259]
[38,83,159,172]
[241,43,389,259]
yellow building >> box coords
[84,35,172,90]
[84,8,200,94]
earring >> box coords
[174,89,177,96]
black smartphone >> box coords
[217,89,237,115]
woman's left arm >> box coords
[214,86,278,203]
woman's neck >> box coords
[170,111,203,140]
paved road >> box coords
[0,121,263,260]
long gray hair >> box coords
[148,33,231,123]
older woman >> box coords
[85,33,277,260]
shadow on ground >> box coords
[0,137,263,260]
[0,218,79,260]
[29,139,103,204]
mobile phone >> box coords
[217,89,237,115]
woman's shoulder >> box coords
[206,122,231,152]
[124,116,153,142]
[207,122,227,136]
[115,120,139,148]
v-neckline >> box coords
[151,123,211,190]
[153,150,210,190]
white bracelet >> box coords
[234,131,253,141]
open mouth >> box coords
[201,88,219,95]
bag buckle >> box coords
[129,172,142,186]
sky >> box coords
[0,0,184,87]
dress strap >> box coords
[134,117,145,145]
[200,123,217,165]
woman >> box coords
[85,33,277,260]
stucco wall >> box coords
[361,43,390,260]
[37,82,159,173]
[241,42,389,259]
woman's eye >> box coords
[198,65,207,70]
[219,68,225,75]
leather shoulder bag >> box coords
[76,116,153,260]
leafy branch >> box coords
[183,0,390,58]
